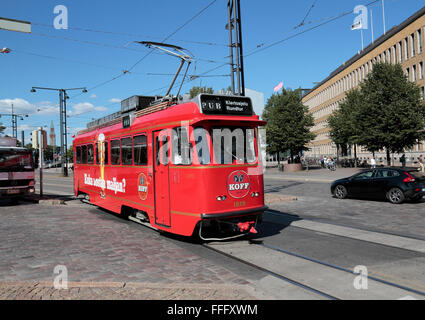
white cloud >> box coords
[108,98,121,103]
[0,98,59,115]
[90,94,97,98]
[68,102,108,116]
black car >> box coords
[331,168,424,204]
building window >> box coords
[392,45,396,64]
[404,38,409,60]
[412,65,417,82]
[420,61,424,80]
[398,41,402,63]
[421,87,425,100]
[406,67,410,81]
[411,33,416,57]
[418,29,423,54]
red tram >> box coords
[73,94,267,240]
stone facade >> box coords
[302,7,425,165]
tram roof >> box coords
[75,94,265,139]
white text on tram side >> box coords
[228,183,250,191]
[84,174,126,194]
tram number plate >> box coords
[7,189,20,194]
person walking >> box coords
[370,157,376,169]
[419,154,424,173]
[400,153,406,169]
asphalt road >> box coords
[264,178,425,241]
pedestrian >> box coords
[419,154,424,173]
[321,155,325,168]
[400,153,406,169]
[370,157,376,169]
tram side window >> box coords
[156,135,169,166]
[110,140,121,165]
[193,127,210,165]
[76,146,82,164]
[172,127,191,165]
[134,135,147,165]
[87,144,94,164]
[81,145,88,164]
[121,137,133,165]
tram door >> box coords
[153,130,171,227]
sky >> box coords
[0,0,423,146]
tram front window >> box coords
[211,127,256,165]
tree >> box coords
[189,86,213,98]
[262,88,316,163]
[356,63,425,166]
[328,88,364,161]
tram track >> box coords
[254,240,425,298]
[203,238,425,300]
[202,241,339,300]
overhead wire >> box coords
[32,21,228,47]
[244,0,380,58]
[67,0,219,102]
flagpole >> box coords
[371,9,374,43]
[361,29,364,50]
[382,0,386,35]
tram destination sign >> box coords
[199,94,253,116]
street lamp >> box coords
[30,86,87,177]
[0,103,29,139]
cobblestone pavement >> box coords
[0,201,259,300]
[0,281,255,300]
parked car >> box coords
[331,168,424,204]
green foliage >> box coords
[328,63,425,164]
[262,88,316,158]
[328,88,362,146]
[357,63,425,155]
[189,86,214,98]
[43,145,61,161]
[0,123,5,135]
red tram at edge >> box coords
[73,93,267,240]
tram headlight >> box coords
[255,192,259,197]
[222,196,226,201]
[217,196,222,201]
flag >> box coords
[351,21,362,30]
[273,82,283,92]
[352,5,368,30]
